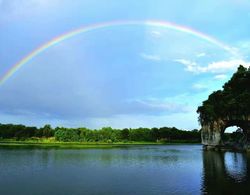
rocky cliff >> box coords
[197,65,250,148]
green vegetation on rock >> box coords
[197,65,250,125]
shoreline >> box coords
[0,140,200,149]
[203,144,250,152]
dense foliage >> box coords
[0,124,200,143]
[54,126,200,142]
[0,124,54,140]
[197,65,250,125]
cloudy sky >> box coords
[0,0,250,129]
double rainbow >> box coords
[0,20,237,85]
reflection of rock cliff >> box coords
[197,65,250,148]
[202,151,250,194]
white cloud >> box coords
[196,52,206,58]
[175,58,250,73]
[202,59,250,73]
[214,74,227,80]
[192,83,208,90]
[174,59,198,72]
[150,31,162,38]
[140,53,161,61]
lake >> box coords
[0,145,250,195]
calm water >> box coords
[0,145,250,195]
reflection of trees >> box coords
[51,147,180,166]
[202,151,250,194]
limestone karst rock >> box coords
[197,65,250,148]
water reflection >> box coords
[0,145,202,195]
[3,145,250,194]
[202,150,250,194]
[224,152,247,182]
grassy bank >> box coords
[0,138,200,149]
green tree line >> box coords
[0,124,54,140]
[0,124,200,143]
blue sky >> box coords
[0,0,250,129]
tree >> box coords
[197,65,250,125]
[121,128,130,140]
[40,124,54,137]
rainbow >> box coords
[0,20,238,85]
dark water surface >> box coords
[0,145,250,195]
